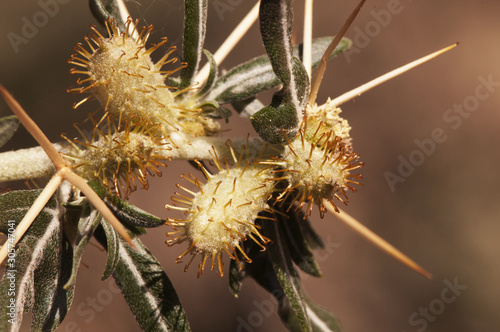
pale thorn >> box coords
[0,85,134,257]
[308,0,366,106]
[0,171,63,265]
[195,1,260,85]
[330,42,459,107]
[324,200,433,279]
[61,169,133,245]
[116,0,139,40]
[0,85,66,170]
[303,0,313,80]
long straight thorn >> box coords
[330,43,459,107]
[116,0,139,39]
[0,85,66,169]
[0,85,134,260]
[303,0,313,80]
[0,172,63,265]
[308,0,366,105]
[324,200,432,279]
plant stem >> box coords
[0,146,59,182]
[0,135,273,183]
[166,133,273,161]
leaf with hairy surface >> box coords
[209,37,351,106]
[0,115,19,148]
[179,0,208,90]
[0,189,74,331]
[94,228,191,331]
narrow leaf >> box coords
[0,115,19,148]
[63,201,102,289]
[263,218,311,331]
[95,231,191,331]
[279,212,322,277]
[0,190,75,331]
[259,0,301,89]
[179,0,208,89]
[228,258,246,298]
[233,217,336,331]
[89,179,165,228]
[298,213,325,250]
[95,218,120,280]
[89,0,112,25]
[241,238,309,332]
[208,37,351,104]
[197,101,231,122]
[195,50,218,98]
[32,233,74,331]
[251,0,310,143]
[231,97,265,118]
[304,298,342,332]
[104,195,165,228]
[89,0,129,31]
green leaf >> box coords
[235,238,282,299]
[0,190,75,331]
[208,53,274,103]
[95,231,191,331]
[0,115,19,149]
[197,101,231,122]
[63,201,102,289]
[251,0,310,143]
[32,233,74,331]
[304,297,342,332]
[208,37,351,104]
[263,218,311,331]
[259,0,303,89]
[277,293,343,332]
[237,238,305,332]
[231,97,265,118]
[228,256,246,298]
[244,216,340,332]
[88,179,165,228]
[279,211,322,277]
[89,0,128,31]
[194,50,218,98]
[104,194,165,228]
[179,0,208,90]
[298,213,325,250]
[96,218,120,280]
[168,76,182,89]
[251,97,301,144]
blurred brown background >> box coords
[1,0,499,331]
